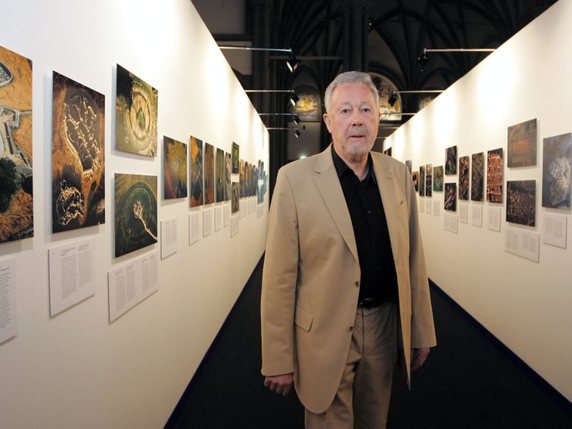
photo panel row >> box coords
[185,136,266,208]
[410,120,571,226]
[0,43,268,247]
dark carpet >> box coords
[166,257,572,428]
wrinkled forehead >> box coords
[331,83,378,106]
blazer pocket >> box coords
[295,306,313,332]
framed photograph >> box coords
[240,159,245,197]
[231,182,240,214]
[204,143,215,205]
[458,156,470,201]
[433,166,444,192]
[232,142,239,174]
[257,160,266,204]
[471,152,484,202]
[163,136,187,199]
[444,183,457,212]
[115,64,158,157]
[445,145,457,175]
[506,180,536,226]
[216,148,225,203]
[189,136,203,207]
[419,165,426,197]
[486,148,503,203]
[225,152,232,202]
[114,174,158,257]
[0,45,33,243]
[52,71,105,232]
[425,164,432,197]
[507,118,537,167]
[542,133,571,209]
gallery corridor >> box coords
[166,258,572,429]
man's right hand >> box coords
[264,373,294,396]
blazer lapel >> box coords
[312,149,359,264]
[372,155,400,261]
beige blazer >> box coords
[261,146,436,413]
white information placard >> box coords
[459,203,469,224]
[425,199,432,215]
[487,206,502,232]
[189,212,200,245]
[505,228,540,262]
[472,205,483,227]
[543,213,567,249]
[433,201,440,217]
[444,213,458,233]
[48,239,95,317]
[0,257,17,344]
[160,217,178,260]
[203,209,213,237]
[215,206,223,231]
[224,204,231,227]
[418,197,425,213]
[231,215,239,237]
[108,251,159,323]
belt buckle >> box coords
[359,297,380,309]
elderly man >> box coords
[261,71,436,428]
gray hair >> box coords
[324,71,380,113]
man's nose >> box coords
[351,111,363,125]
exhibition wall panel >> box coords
[0,0,269,428]
[385,0,571,402]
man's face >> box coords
[323,83,379,162]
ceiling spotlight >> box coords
[292,115,300,126]
[290,92,300,107]
[417,49,429,72]
[294,130,300,138]
[388,92,398,107]
[286,53,300,73]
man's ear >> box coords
[323,113,331,132]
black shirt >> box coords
[332,146,398,303]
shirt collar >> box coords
[331,145,377,184]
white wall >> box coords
[0,1,268,428]
[385,0,572,401]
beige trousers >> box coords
[305,302,398,429]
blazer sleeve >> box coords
[260,168,299,376]
[405,167,437,349]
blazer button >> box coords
[349,326,353,332]
[354,281,359,288]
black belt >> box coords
[358,296,384,309]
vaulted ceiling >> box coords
[193,0,557,177]
[197,0,555,102]
[268,0,556,89]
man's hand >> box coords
[264,373,294,396]
[411,347,430,371]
